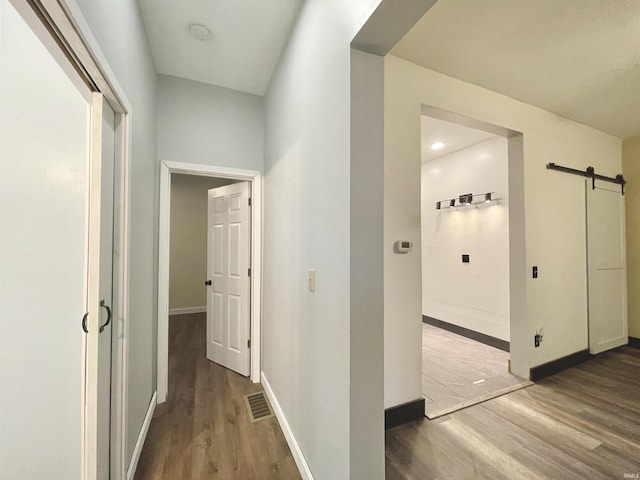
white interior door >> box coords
[206,181,251,376]
[0,1,91,478]
[586,182,628,354]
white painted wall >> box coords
[385,54,622,408]
[73,0,158,465]
[169,174,234,311]
[422,136,510,341]
[262,1,382,478]
[157,74,264,171]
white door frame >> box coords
[157,161,263,403]
[15,0,134,478]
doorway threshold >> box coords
[425,381,532,419]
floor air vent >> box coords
[244,392,274,423]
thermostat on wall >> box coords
[394,240,413,253]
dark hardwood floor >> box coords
[135,313,300,480]
[386,346,640,480]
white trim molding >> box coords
[261,372,315,480]
[169,306,206,316]
[126,391,157,480]
[158,161,263,404]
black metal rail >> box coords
[546,163,625,195]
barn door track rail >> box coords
[546,163,626,195]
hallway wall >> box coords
[157,74,264,171]
[623,136,640,338]
[262,1,383,478]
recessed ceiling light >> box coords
[431,142,445,150]
[189,23,211,41]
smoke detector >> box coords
[189,23,211,41]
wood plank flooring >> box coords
[134,314,300,480]
[423,324,531,418]
[387,346,640,479]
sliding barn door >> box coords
[586,182,628,354]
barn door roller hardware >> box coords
[546,163,625,195]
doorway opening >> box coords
[157,161,262,404]
[420,108,529,418]
[168,174,239,318]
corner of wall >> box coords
[622,136,640,338]
[350,47,385,480]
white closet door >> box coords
[586,182,628,354]
[0,1,91,478]
[95,96,116,480]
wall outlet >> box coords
[534,328,543,347]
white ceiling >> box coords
[392,0,640,139]
[421,115,496,163]
[138,0,302,96]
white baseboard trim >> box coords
[261,372,314,480]
[169,306,206,316]
[126,391,157,480]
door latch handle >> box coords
[99,299,111,333]
[205,280,212,286]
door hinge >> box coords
[248,339,251,348]
[248,268,251,277]
[248,197,252,206]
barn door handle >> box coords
[205,280,212,286]
[99,300,112,333]
[82,312,89,333]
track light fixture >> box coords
[435,192,497,210]
[459,193,472,205]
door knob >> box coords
[205,280,212,286]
